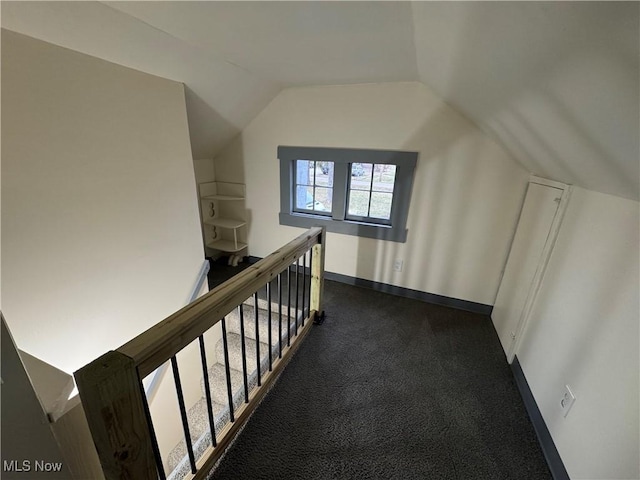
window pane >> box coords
[314,187,332,212]
[295,185,314,210]
[350,163,372,190]
[369,192,393,220]
[315,161,334,187]
[296,160,313,186]
[348,190,370,217]
[372,164,396,193]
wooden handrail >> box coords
[74,226,325,480]
[119,226,322,377]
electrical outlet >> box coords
[393,259,403,272]
[560,384,576,417]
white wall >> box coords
[214,82,529,305]
[517,187,639,479]
[1,30,204,375]
[193,159,216,185]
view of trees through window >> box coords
[347,163,396,221]
[295,160,334,214]
[295,160,396,221]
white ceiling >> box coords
[2,1,638,200]
[107,1,419,86]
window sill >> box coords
[279,212,407,242]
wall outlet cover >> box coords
[560,384,576,417]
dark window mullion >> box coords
[311,161,316,210]
[313,161,317,187]
[293,161,301,213]
[365,164,375,217]
[332,163,348,220]
[312,185,316,212]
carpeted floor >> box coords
[207,280,552,480]
[207,256,253,290]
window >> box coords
[279,146,417,242]
[293,160,334,215]
[346,163,396,224]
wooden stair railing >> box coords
[74,227,325,480]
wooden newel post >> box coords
[74,351,157,480]
[310,226,326,322]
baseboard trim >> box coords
[324,271,492,315]
[511,356,569,480]
[247,256,492,315]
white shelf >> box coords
[202,194,245,201]
[199,181,247,257]
[204,217,246,229]
[207,240,248,253]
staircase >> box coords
[75,227,325,480]
[166,294,303,480]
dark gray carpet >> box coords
[208,256,253,290]
[208,280,551,480]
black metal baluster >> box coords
[139,381,166,480]
[287,267,291,347]
[171,356,197,474]
[239,305,249,403]
[254,291,261,386]
[295,258,300,336]
[198,335,217,448]
[302,252,307,327]
[278,272,283,359]
[267,281,273,371]
[221,318,235,423]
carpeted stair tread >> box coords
[243,295,303,316]
[202,362,247,406]
[167,308,310,479]
[166,397,227,473]
[215,332,270,372]
[225,303,303,343]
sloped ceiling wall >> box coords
[2,1,638,199]
[412,2,639,200]
[1,1,281,158]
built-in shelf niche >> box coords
[198,181,247,257]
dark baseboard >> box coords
[247,256,492,315]
[324,271,492,315]
[511,356,570,480]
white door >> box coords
[492,181,567,362]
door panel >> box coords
[492,182,563,360]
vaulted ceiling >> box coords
[2,1,638,200]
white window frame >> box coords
[279,146,418,243]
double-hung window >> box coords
[279,146,417,242]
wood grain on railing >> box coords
[74,351,157,480]
[310,238,326,315]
